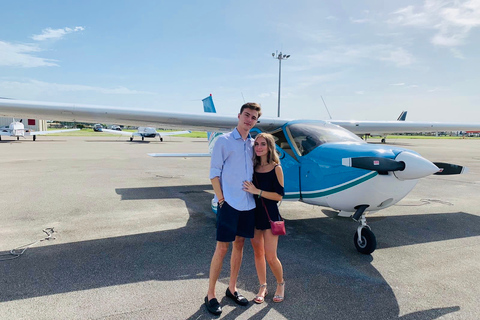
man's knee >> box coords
[215,242,229,257]
[233,236,246,249]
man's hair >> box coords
[239,102,262,118]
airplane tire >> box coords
[33,135,36,141]
[160,137,163,142]
[381,138,386,143]
[354,228,377,254]
[142,136,144,141]
[130,137,133,141]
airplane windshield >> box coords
[287,122,364,156]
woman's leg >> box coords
[250,229,267,298]
[264,231,284,299]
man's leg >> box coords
[207,241,229,301]
[228,235,245,293]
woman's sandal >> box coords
[273,281,285,303]
[253,284,268,304]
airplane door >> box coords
[271,129,301,201]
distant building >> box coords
[0,117,47,131]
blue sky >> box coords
[1,0,479,122]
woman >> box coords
[243,133,285,303]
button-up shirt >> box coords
[209,128,256,211]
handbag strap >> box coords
[254,172,283,222]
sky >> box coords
[1,0,480,122]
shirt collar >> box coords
[233,127,251,140]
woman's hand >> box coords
[243,181,260,195]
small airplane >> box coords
[101,126,191,141]
[339,111,408,143]
[0,118,79,141]
[0,97,478,254]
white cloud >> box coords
[307,44,415,67]
[390,0,480,48]
[0,79,154,95]
[32,26,85,41]
[355,91,364,95]
[390,83,405,86]
[0,41,58,67]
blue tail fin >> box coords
[202,94,216,113]
[397,111,407,121]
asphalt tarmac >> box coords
[0,135,479,320]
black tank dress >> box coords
[253,165,285,230]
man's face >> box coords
[238,109,259,132]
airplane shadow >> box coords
[1,184,470,319]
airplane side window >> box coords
[271,129,298,161]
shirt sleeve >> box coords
[209,137,225,179]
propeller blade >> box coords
[433,162,469,175]
[342,157,405,173]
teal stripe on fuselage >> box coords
[284,171,378,200]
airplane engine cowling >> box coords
[393,151,439,180]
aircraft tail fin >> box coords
[202,94,216,113]
[397,111,407,121]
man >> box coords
[205,102,262,315]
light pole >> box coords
[272,51,290,117]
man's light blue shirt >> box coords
[209,128,256,211]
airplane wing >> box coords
[0,99,288,132]
[0,131,12,136]
[328,120,480,135]
[101,129,134,136]
[1,98,480,134]
[28,129,80,135]
[157,130,191,136]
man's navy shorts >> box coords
[216,201,255,242]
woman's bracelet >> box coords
[258,190,262,198]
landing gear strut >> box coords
[352,205,377,254]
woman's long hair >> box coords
[253,133,280,168]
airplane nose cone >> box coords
[393,151,439,180]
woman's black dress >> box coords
[253,166,285,230]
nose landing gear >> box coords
[352,205,377,254]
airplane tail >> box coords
[202,94,216,113]
[202,94,217,141]
[397,111,407,121]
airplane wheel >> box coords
[354,228,377,254]
[160,137,163,142]
[17,137,19,141]
[142,136,144,141]
[33,135,36,141]
[381,138,386,143]
[130,137,133,141]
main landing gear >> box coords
[352,205,377,254]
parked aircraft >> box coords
[101,126,191,141]
[0,97,478,254]
[345,111,408,143]
[0,119,79,141]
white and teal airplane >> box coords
[0,97,477,254]
[0,118,79,141]
[101,126,191,142]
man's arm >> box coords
[210,177,224,206]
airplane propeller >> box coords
[342,152,468,180]
[341,157,405,174]
[433,162,469,175]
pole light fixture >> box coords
[272,51,290,117]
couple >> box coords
[205,102,285,316]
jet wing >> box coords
[28,129,80,135]
[0,99,288,132]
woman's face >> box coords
[254,137,268,157]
